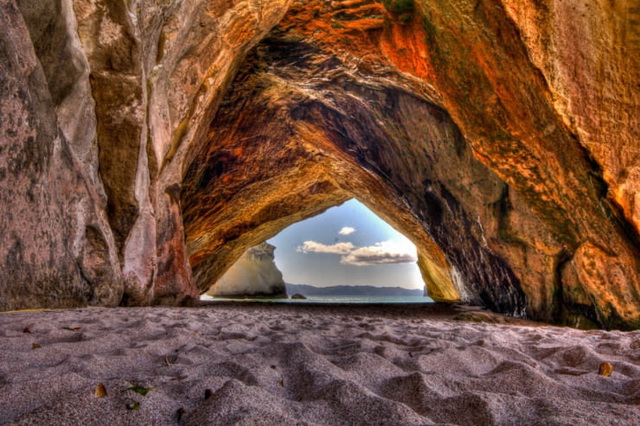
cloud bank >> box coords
[341,241,417,266]
[297,240,417,266]
[297,241,355,255]
[338,227,356,236]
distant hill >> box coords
[285,283,424,297]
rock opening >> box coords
[205,199,429,300]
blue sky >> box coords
[267,199,424,289]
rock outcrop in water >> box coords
[207,243,287,298]
[0,0,639,329]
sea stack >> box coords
[207,243,287,298]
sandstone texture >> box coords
[0,0,122,310]
[1,0,639,329]
[207,242,287,298]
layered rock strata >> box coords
[0,0,638,328]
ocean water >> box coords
[201,295,434,304]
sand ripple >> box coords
[1,304,639,425]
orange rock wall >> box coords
[184,0,640,328]
[503,0,640,232]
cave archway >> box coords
[175,0,640,329]
[3,0,639,328]
[181,28,528,316]
[205,198,430,299]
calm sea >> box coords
[200,295,434,304]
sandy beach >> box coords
[1,303,639,425]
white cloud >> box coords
[297,241,355,255]
[298,239,417,266]
[338,226,356,236]
[340,241,417,266]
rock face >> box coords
[0,1,122,310]
[1,0,639,329]
[1,0,292,308]
[207,243,286,298]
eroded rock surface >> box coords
[2,0,292,307]
[0,1,122,310]
[183,0,640,328]
[208,243,287,298]
[1,0,639,328]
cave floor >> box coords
[1,305,638,424]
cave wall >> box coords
[408,0,640,327]
[1,0,639,328]
[2,0,292,307]
[71,0,293,304]
[0,1,122,310]
[502,0,640,233]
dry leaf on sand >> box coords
[599,362,614,377]
[94,384,107,398]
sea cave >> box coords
[1,0,639,330]
[2,0,640,423]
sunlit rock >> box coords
[208,243,287,298]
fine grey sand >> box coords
[1,304,639,425]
